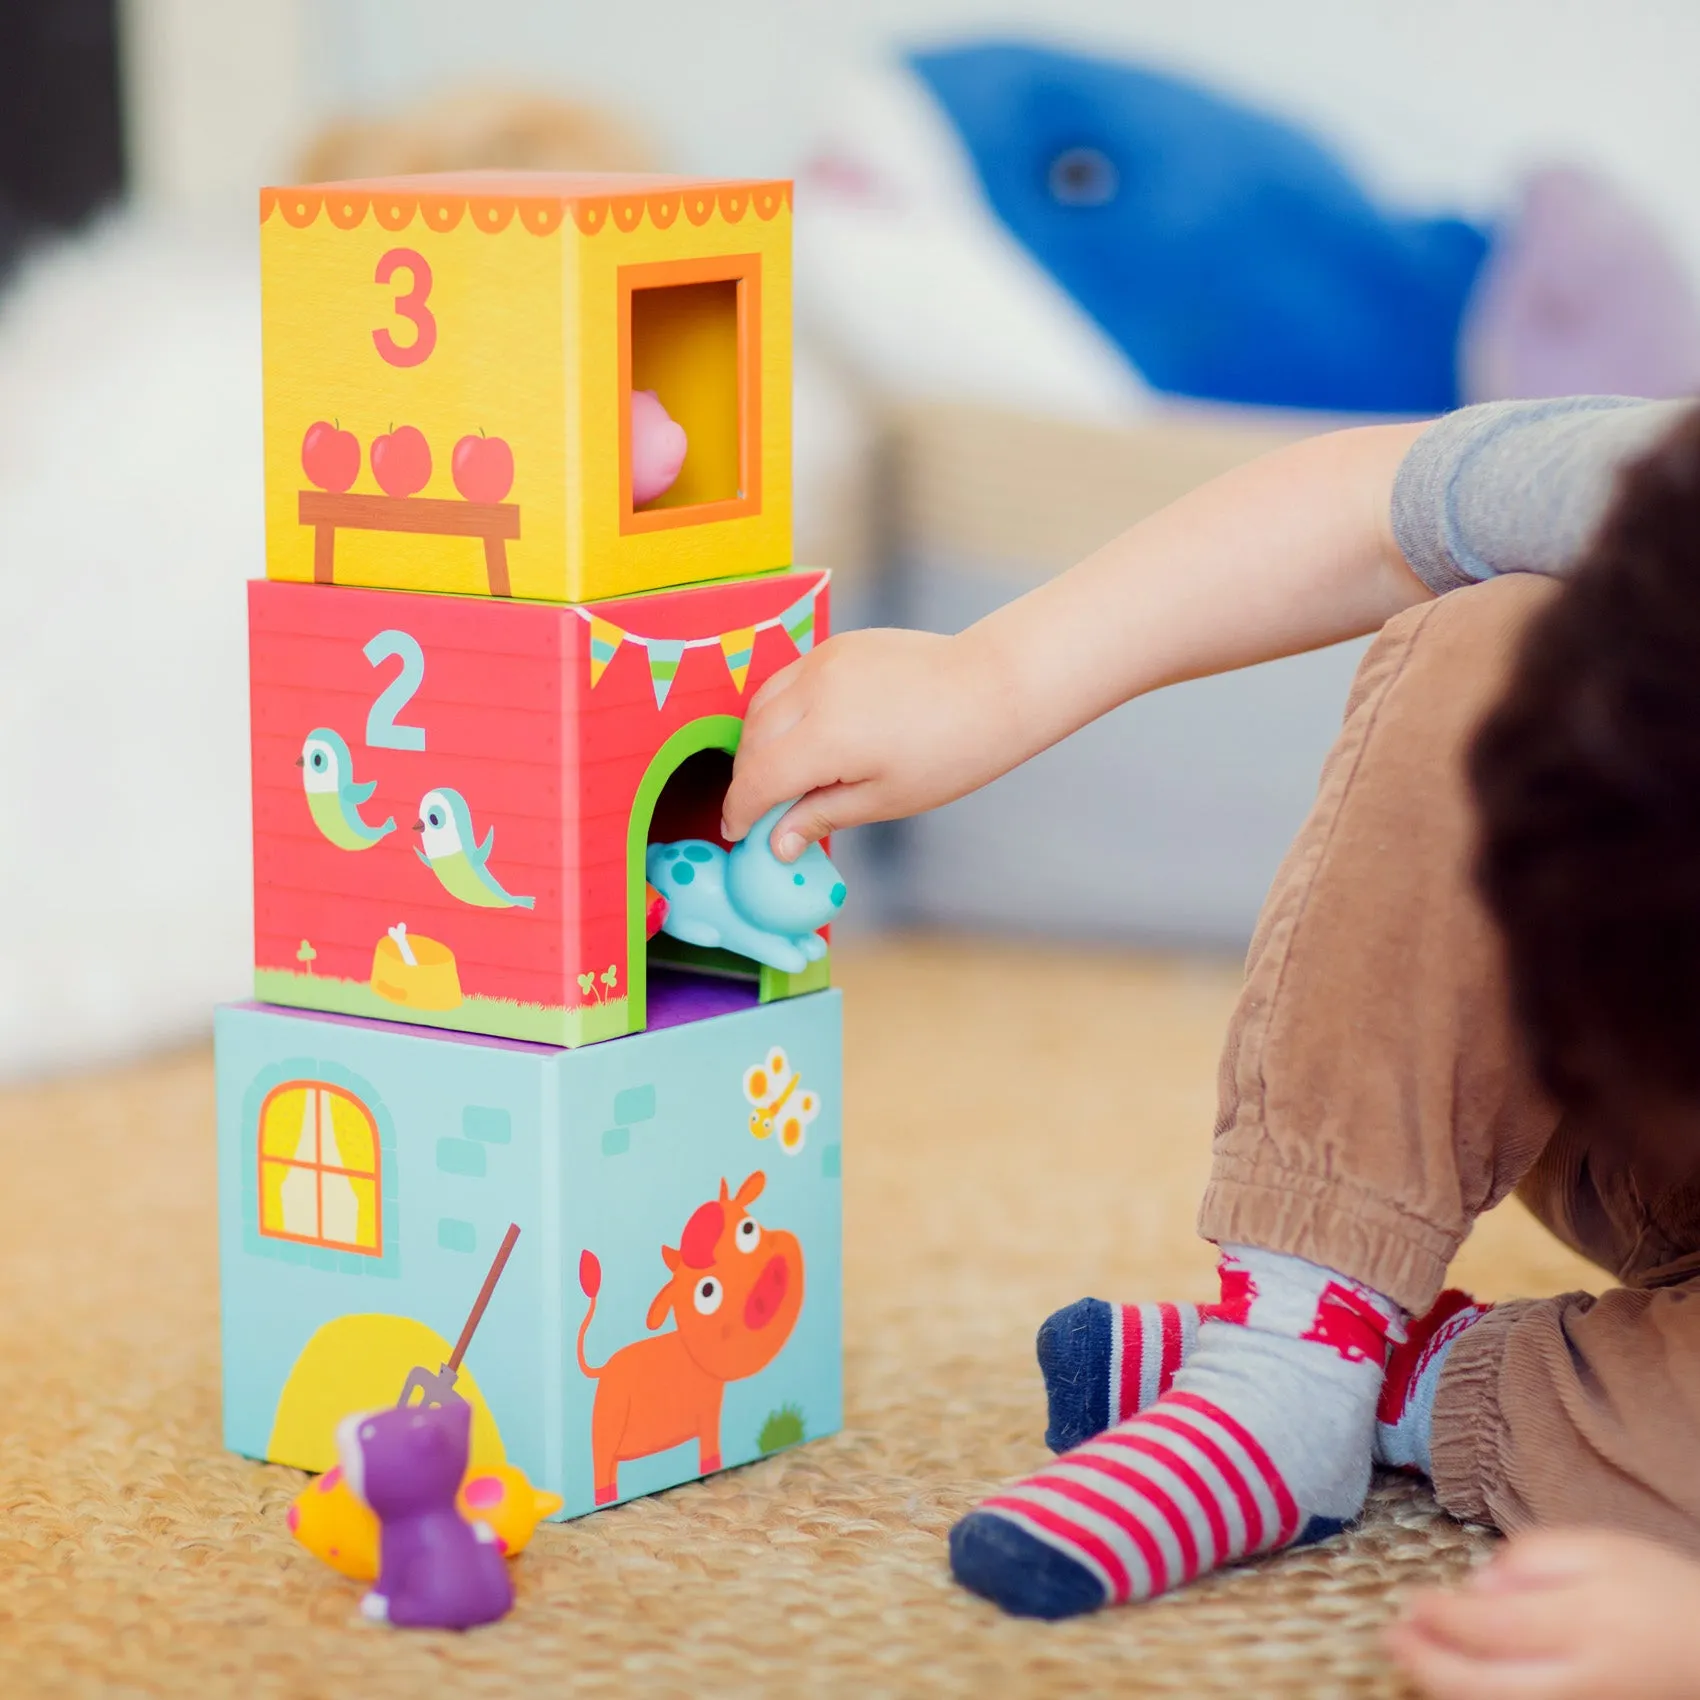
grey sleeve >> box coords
[1390,396,1694,596]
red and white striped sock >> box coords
[952,1246,1405,1618]
[1110,1301,1201,1417]
[1037,1294,1213,1453]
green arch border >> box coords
[624,714,743,1034]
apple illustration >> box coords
[370,425,432,497]
[452,430,515,503]
[631,389,688,505]
[300,420,360,492]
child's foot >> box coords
[1389,1530,1700,1700]
[951,1247,1403,1618]
[1040,1285,1487,1471]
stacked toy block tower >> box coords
[216,173,842,1519]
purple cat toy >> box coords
[336,1402,513,1630]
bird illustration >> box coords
[297,728,395,851]
[414,788,535,909]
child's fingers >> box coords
[723,733,832,843]
[735,666,811,770]
[768,781,881,861]
[1385,1620,1578,1700]
[724,702,866,844]
[1483,1529,1657,1588]
[743,656,805,725]
[1402,1581,1583,1661]
[722,721,816,841]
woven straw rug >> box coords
[0,937,1602,1699]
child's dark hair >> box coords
[1471,404,1700,1111]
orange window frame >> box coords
[256,1079,384,1258]
[618,254,762,534]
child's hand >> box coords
[721,627,1016,859]
[1387,1529,1700,1700]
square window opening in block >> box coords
[631,280,739,512]
[621,259,761,533]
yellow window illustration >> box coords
[258,1082,382,1254]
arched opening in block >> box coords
[625,715,757,1033]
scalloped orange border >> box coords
[260,182,791,236]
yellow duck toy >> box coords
[289,1460,564,1581]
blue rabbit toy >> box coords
[645,802,846,974]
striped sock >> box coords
[951,1247,1404,1618]
[1037,1286,1486,1474]
[1037,1298,1203,1453]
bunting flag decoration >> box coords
[719,626,756,694]
[647,638,686,710]
[780,591,816,655]
[574,571,828,703]
[587,616,624,687]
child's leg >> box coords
[954,575,1566,1618]
[1431,1278,1700,1550]
[1037,1240,1700,1556]
[1197,571,1563,1311]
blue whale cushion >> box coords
[909,41,1491,414]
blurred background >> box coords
[5,0,1700,1078]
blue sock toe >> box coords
[949,1510,1109,1620]
[1036,1297,1112,1453]
[1294,1514,1353,1548]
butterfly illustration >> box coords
[741,1047,820,1154]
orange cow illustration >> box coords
[576,1171,804,1505]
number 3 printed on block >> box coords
[373,247,436,368]
[365,630,427,752]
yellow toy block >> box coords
[261,173,793,604]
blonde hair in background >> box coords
[293,84,876,604]
[298,87,657,181]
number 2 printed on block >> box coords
[364,630,426,752]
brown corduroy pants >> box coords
[1198,572,1700,1553]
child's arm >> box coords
[724,420,1431,856]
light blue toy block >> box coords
[215,990,842,1519]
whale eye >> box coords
[693,1275,722,1315]
[793,872,805,886]
[735,1217,761,1254]
[1048,146,1118,207]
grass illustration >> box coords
[253,969,629,1046]
[757,1404,806,1455]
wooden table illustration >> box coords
[299,490,522,596]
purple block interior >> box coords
[235,967,760,1053]
[646,968,760,1029]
